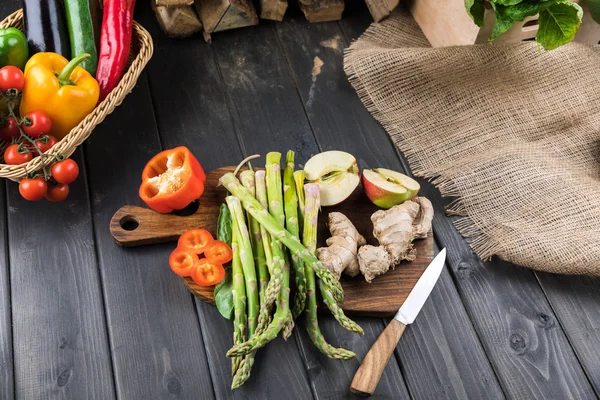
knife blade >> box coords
[350,248,447,397]
[394,247,446,325]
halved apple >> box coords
[304,151,360,206]
[362,168,420,209]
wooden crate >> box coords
[406,0,600,47]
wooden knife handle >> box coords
[350,319,406,396]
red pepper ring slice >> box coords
[139,146,206,213]
[205,240,233,265]
[169,248,198,277]
[178,229,214,255]
[192,259,225,286]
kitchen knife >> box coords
[350,248,447,396]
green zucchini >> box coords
[63,0,98,75]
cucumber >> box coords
[63,0,98,75]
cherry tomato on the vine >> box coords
[22,111,52,138]
[45,184,69,202]
[4,144,32,165]
[0,66,25,93]
[19,177,48,201]
[35,135,58,153]
[51,159,79,184]
[0,116,20,141]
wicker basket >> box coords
[0,9,154,182]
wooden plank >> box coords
[152,4,203,38]
[210,20,413,399]
[137,5,316,397]
[82,67,216,399]
[298,0,344,23]
[338,5,598,398]
[0,3,14,395]
[278,8,505,399]
[6,151,115,399]
[260,0,288,22]
[365,0,398,22]
[0,183,13,400]
[535,274,600,394]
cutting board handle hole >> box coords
[120,215,140,231]
[172,200,200,217]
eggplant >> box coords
[23,0,71,58]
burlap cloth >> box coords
[344,11,600,275]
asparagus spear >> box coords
[219,173,344,303]
[254,170,276,331]
[227,196,259,336]
[233,171,268,390]
[319,282,364,334]
[227,152,293,357]
[284,151,307,321]
[230,219,246,374]
[239,170,269,306]
[303,183,356,359]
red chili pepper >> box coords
[96,0,136,102]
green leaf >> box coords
[217,203,232,246]
[585,0,600,24]
[504,0,543,20]
[214,272,234,319]
[491,0,524,5]
[214,203,234,319]
[466,0,486,26]
[490,3,516,41]
[537,1,583,50]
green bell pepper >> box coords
[0,28,29,70]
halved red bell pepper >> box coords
[139,146,206,213]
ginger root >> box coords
[358,245,390,283]
[372,201,420,265]
[317,212,366,279]
[412,197,433,239]
[358,197,434,281]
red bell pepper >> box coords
[139,146,206,213]
[96,0,136,102]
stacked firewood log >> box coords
[152,0,394,40]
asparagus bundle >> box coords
[218,151,362,389]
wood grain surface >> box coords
[6,151,115,399]
[111,166,434,317]
[0,179,13,400]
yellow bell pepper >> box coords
[20,53,99,140]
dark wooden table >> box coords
[2,1,600,399]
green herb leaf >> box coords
[490,3,516,41]
[465,0,486,26]
[492,0,525,6]
[537,1,583,50]
[214,272,234,319]
[585,0,600,24]
[214,203,234,319]
[504,0,543,20]
[217,203,232,246]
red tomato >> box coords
[19,177,48,201]
[0,66,25,93]
[45,184,69,202]
[177,229,214,255]
[51,159,79,184]
[22,111,52,138]
[36,135,58,153]
[192,259,225,286]
[169,248,198,277]
[4,144,32,165]
[0,116,20,141]
[205,240,233,265]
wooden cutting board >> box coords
[110,166,434,317]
